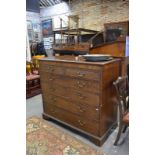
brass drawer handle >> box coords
[79,96,85,99]
[79,106,85,113]
[78,120,85,126]
[77,93,85,99]
[96,107,99,111]
[77,81,86,88]
[77,93,81,96]
[77,72,85,77]
[49,78,55,81]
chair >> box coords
[113,76,129,145]
[26,61,41,98]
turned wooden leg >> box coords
[114,122,123,145]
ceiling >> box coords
[39,0,128,9]
[40,0,69,8]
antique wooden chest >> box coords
[39,56,121,146]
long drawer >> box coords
[41,83,100,106]
[39,63,101,81]
[40,72,100,94]
[65,67,101,81]
[43,95,100,121]
[43,104,99,136]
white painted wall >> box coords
[26,11,41,23]
[40,2,70,30]
[40,2,70,19]
[26,11,42,42]
[39,2,71,56]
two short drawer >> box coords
[39,63,101,81]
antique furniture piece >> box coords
[26,61,41,98]
[53,14,98,55]
[90,41,129,76]
[26,74,41,98]
[89,21,129,76]
[39,56,121,146]
[90,21,129,47]
[53,28,98,55]
[113,76,129,145]
[104,21,129,40]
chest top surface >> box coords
[39,56,120,66]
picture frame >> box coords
[42,19,53,37]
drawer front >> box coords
[44,105,99,136]
[40,72,100,94]
[39,64,64,75]
[39,61,101,81]
[43,95,99,121]
[65,68,101,81]
[41,83,66,96]
[68,89,100,106]
[41,83,100,106]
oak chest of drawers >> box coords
[39,56,121,146]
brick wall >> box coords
[40,0,129,31]
[70,0,129,31]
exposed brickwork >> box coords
[70,0,129,31]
